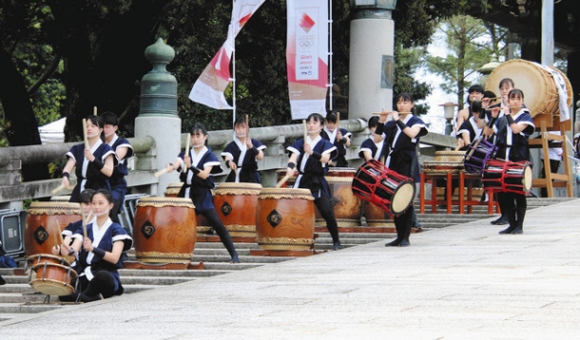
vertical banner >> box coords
[287,0,329,120]
[189,0,266,110]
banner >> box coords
[286,0,329,120]
[189,0,266,110]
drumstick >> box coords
[246,114,250,138]
[53,223,59,247]
[93,106,97,116]
[154,167,170,178]
[276,174,291,188]
[184,133,190,171]
[464,138,482,161]
[336,112,340,130]
[81,208,88,239]
[82,118,89,149]
[303,120,307,142]
[56,220,64,244]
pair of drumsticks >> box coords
[53,209,92,255]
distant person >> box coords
[455,85,484,135]
[322,111,351,167]
[221,116,266,183]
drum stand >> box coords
[123,261,205,270]
[530,116,573,197]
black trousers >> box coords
[198,208,238,259]
[314,194,340,244]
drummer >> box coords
[221,116,266,183]
[322,111,351,168]
[489,89,534,235]
[165,123,240,263]
[455,85,484,136]
[286,113,342,250]
[359,116,384,162]
[377,93,428,247]
[59,189,132,303]
[456,101,486,151]
[52,189,95,258]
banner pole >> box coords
[231,0,236,126]
[328,0,333,113]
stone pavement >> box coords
[1,199,579,340]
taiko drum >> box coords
[255,188,315,251]
[315,168,362,227]
[164,182,212,234]
[25,202,81,256]
[214,182,262,238]
[27,254,77,296]
[133,197,197,264]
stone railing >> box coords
[0,119,456,210]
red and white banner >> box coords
[189,0,265,110]
[286,0,329,120]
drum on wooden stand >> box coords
[164,182,212,235]
[27,254,77,296]
[255,188,315,251]
[214,182,262,238]
[25,202,81,257]
[422,150,466,175]
[133,197,197,264]
[352,159,416,217]
[315,168,362,227]
[482,159,533,195]
[464,138,498,174]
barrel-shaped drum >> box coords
[256,188,315,251]
[315,168,362,227]
[25,202,81,256]
[27,254,77,296]
[133,197,197,264]
[214,182,262,238]
[422,150,466,175]
[164,182,212,234]
[362,201,394,227]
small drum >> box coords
[133,197,197,264]
[482,159,533,195]
[27,254,77,296]
[25,202,81,256]
[352,159,415,217]
[255,188,315,251]
[316,168,362,227]
[464,138,498,174]
[164,182,212,234]
[214,182,262,238]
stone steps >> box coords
[0,196,572,322]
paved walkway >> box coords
[2,199,580,340]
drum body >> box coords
[27,254,77,296]
[25,202,81,256]
[352,159,415,217]
[464,139,498,174]
[255,188,315,251]
[133,197,197,263]
[164,182,212,234]
[362,201,393,227]
[486,59,562,117]
[422,150,466,174]
[482,159,533,195]
[315,168,362,227]
[214,182,262,238]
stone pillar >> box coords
[135,38,181,196]
[348,7,395,122]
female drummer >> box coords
[61,115,116,203]
[322,111,352,167]
[52,189,95,257]
[286,113,342,250]
[221,116,266,183]
[359,116,384,162]
[377,93,428,247]
[456,101,486,150]
[59,189,132,302]
[165,124,240,263]
[489,89,534,235]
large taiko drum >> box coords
[482,159,533,195]
[352,159,416,217]
[422,150,466,174]
[255,188,315,251]
[27,254,77,296]
[485,59,571,117]
[164,182,212,235]
[133,197,197,264]
[25,202,81,256]
[315,168,362,227]
[464,138,498,175]
[214,182,262,238]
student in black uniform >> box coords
[377,93,428,247]
[165,124,240,263]
[322,111,352,167]
[221,116,266,183]
[286,113,342,250]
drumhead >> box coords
[523,165,533,192]
[391,182,415,214]
[486,59,558,117]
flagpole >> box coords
[231,0,236,126]
[328,0,333,113]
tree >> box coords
[425,15,493,109]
